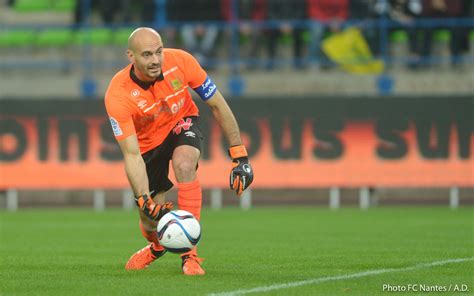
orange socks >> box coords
[177,179,202,259]
[177,179,202,221]
[139,221,165,252]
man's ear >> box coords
[127,49,134,64]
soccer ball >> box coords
[157,210,201,253]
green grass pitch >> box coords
[1,207,473,295]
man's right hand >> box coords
[135,193,173,221]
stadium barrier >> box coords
[1,18,473,72]
[0,96,472,209]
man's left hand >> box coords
[228,145,254,196]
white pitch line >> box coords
[208,257,474,296]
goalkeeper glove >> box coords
[135,193,173,221]
[228,145,254,196]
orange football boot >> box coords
[182,255,205,275]
[125,243,166,270]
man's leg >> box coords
[125,192,168,270]
[172,145,205,275]
[138,192,167,249]
[173,145,202,220]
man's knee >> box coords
[175,160,197,179]
[173,146,199,182]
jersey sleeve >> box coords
[104,92,136,141]
[182,51,208,89]
[182,51,218,101]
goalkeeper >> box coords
[104,27,254,275]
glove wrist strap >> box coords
[228,145,248,159]
[135,193,149,200]
[135,193,150,207]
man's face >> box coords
[128,40,164,81]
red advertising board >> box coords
[1,116,472,189]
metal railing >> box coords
[1,0,473,97]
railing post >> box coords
[449,187,459,209]
[122,188,134,210]
[329,187,340,210]
[154,0,167,28]
[93,189,105,212]
[210,188,223,210]
[6,189,18,212]
[240,188,252,210]
[359,187,370,210]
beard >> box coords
[146,63,162,78]
[135,62,161,81]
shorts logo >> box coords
[173,118,193,135]
[109,117,123,136]
[184,131,196,138]
[131,89,140,97]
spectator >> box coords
[138,0,156,24]
[466,0,474,56]
[74,0,155,25]
[421,0,466,66]
[221,0,266,69]
[375,0,423,67]
[265,0,306,70]
[179,0,222,67]
[307,0,349,68]
[74,0,132,24]
[161,0,184,48]
[350,0,380,56]
[469,0,474,17]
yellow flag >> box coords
[322,27,384,74]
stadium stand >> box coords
[0,0,472,98]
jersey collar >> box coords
[130,65,164,90]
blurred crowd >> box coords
[7,0,474,69]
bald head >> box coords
[128,27,163,52]
[127,27,164,81]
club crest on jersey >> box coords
[171,78,183,91]
[173,118,193,135]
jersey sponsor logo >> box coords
[173,118,193,135]
[109,117,123,136]
[143,98,182,119]
[170,98,185,114]
[131,89,140,97]
[136,113,159,126]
